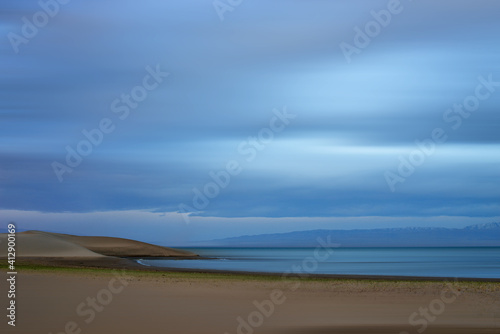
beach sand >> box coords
[1,267,499,334]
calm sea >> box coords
[138,247,500,279]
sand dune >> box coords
[50,231,196,257]
[0,231,102,258]
[0,230,196,258]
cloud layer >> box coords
[1,0,499,225]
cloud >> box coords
[1,0,499,226]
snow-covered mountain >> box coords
[194,222,500,247]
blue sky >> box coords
[1,0,499,244]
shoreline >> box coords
[5,256,500,282]
[3,231,498,283]
[3,256,499,334]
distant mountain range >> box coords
[3,223,499,248]
[194,222,500,247]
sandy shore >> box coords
[1,267,499,334]
[1,231,499,333]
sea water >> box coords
[138,247,500,279]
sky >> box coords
[1,0,499,245]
